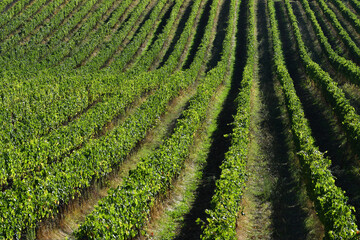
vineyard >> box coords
[1,0,360,239]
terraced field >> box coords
[1,0,360,239]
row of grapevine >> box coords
[0,0,204,183]
[0,0,158,157]
[201,0,255,238]
[329,0,360,34]
[58,0,139,69]
[0,71,188,239]
[73,72,203,239]
[299,0,360,86]
[0,0,213,236]
[29,0,99,66]
[0,0,32,28]
[100,0,174,71]
[27,0,83,46]
[0,0,196,187]
[73,0,228,238]
[290,0,360,153]
[1,24,214,233]
[71,0,171,70]
[0,0,190,74]
[0,72,161,186]
[0,0,16,14]
[40,0,123,68]
[125,0,191,73]
[3,0,360,238]
[53,0,133,68]
[348,0,360,14]
[3,0,148,134]
[316,0,360,63]
[108,0,207,77]
[157,0,207,72]
[51,0,152,70]
[0,71,120,147]
[1,0,90,59]
[0,0,96,70]
[269,0,358,238]
[0,0,62,42]
[0,0,131,72]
